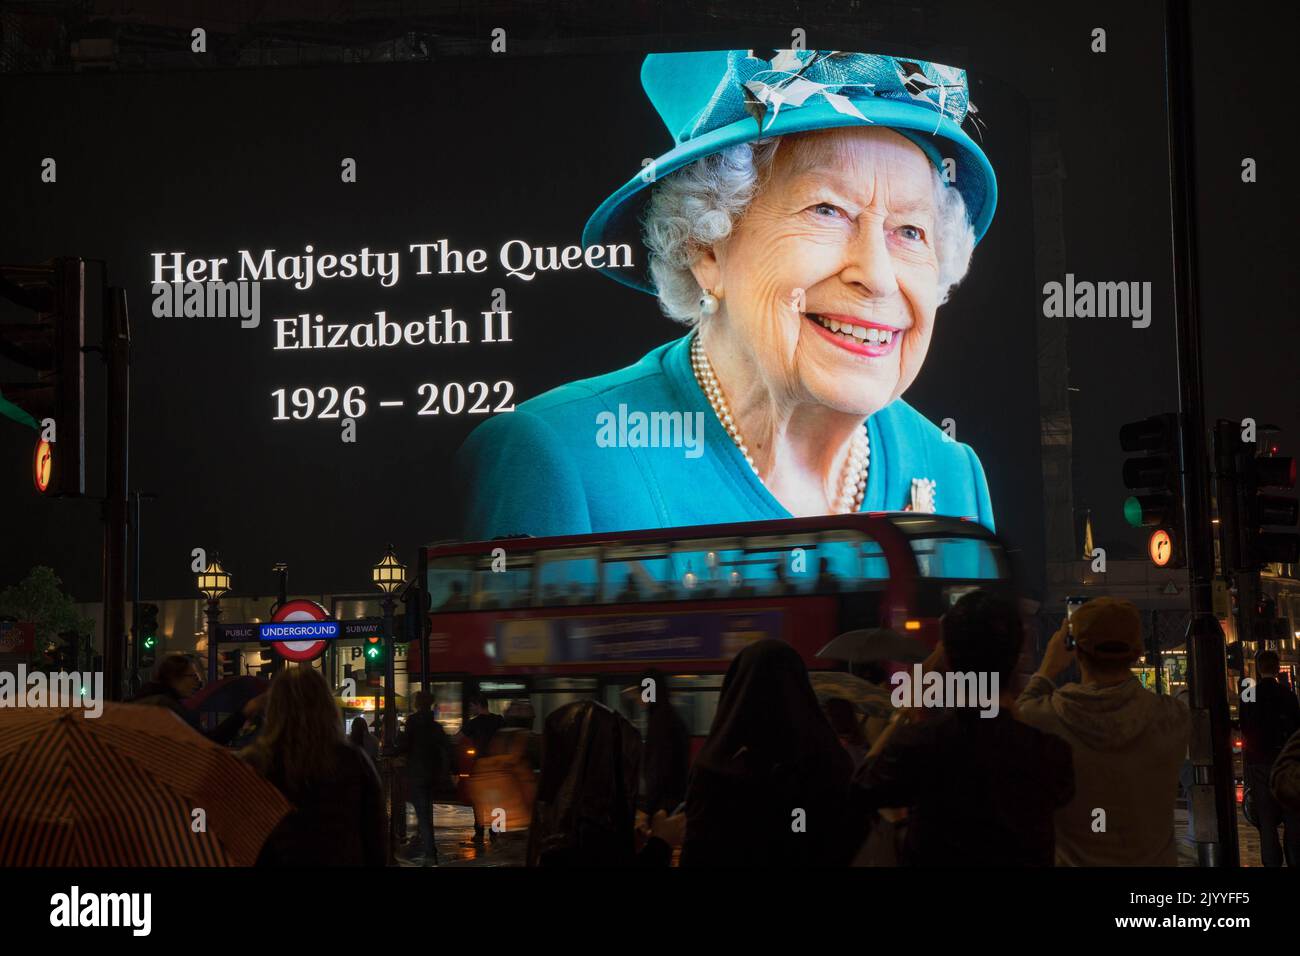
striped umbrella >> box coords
[0,702,291,866]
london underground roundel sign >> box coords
[268,599,332,662]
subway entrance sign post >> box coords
[214,609,383,670]
[214,600,348,666]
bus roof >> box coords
[424,512,997,560]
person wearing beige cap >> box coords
[1016,597,1191,866]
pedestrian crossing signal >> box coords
[139,603,160,669]
[363,636,384,677]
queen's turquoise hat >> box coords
[582,49,998,294]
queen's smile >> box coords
[805,311,905,358]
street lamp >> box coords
[371,545,406,748]
[372,548,405,594]
[372,545,406,866]
[197,556,232,724]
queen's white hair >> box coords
[642,137,976,323]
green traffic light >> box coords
[367,646,379,659]
[143,635,156,649]
[1123,495,1144,528]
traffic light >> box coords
[1120,413,1184,567]
[0,259,86,496]
[1217,422,1299,572]
[363,635,385,679]
[1241,448,1299,568]
[138,602,160,669]
[1254,595,1293,642]
[403,584,430,644]
[1226,642,1244,672]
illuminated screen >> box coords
[0,52,1044,599]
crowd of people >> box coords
[130,589,1300,867]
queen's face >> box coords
[705,126,941,417]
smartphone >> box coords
[1065,596,1087,649]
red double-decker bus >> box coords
[407,513,1013,759]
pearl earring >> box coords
[698,289,720,316]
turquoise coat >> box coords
[454,334,994,541]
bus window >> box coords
[601,544,674,603]
[860,537,890,580]
[910,536,1004,580]
[476,680,531,726]
[741,534,817,595]
[671,539,744,599]
[669,674,724,736]
[429,681,463,736]
[428,558,472,612]
[472,554,534,609]
[602,674,723,738]
[531,677,600,733]
[604,680,649,736]
[535,548,600,606]
[815,531,888,593]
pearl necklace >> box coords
[689,332,869,514]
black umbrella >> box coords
[816,628,928,664]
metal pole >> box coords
[129,490,141,697]
[383,593,397,747]
[1164,0,1238,866]
[205,599,221,730]
[1153,610,1164,696]
[417,548,429,693]
[382,591,398,865]
[272,563,288,677]
[101,285,129,702]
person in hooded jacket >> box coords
[1017,597,1190,866]
[680,639,857,867]
[641,670,691,817]
[527,700,672,867]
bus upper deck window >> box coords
[742,534,820,594]
[817,531,888,591]
[909,536,1004,580]
[472,553,535,609]
[671,540,744,599]
[602,546,674,603]
[428,558,473,612]
[535,548,600,607]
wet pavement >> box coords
[395,802,527,867]
[1175,805,1265,866]
[396,801,1274,868]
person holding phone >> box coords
[1064,595,1087,650]
[1016,598,1190,866]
